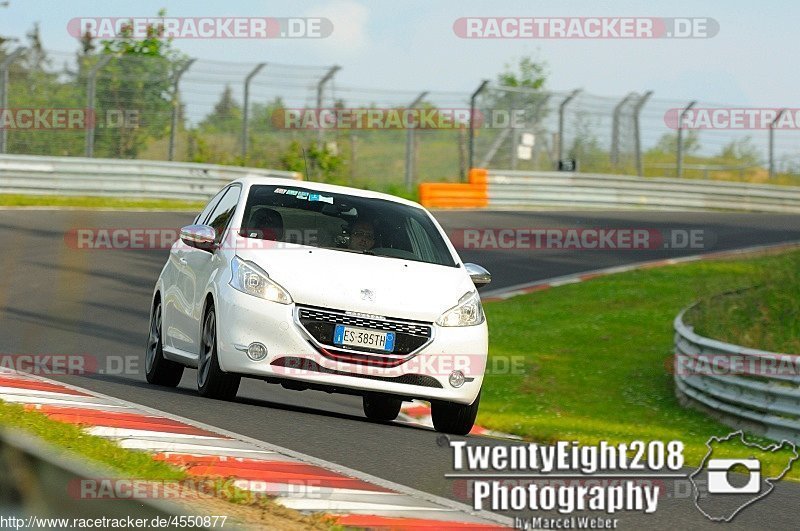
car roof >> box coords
[231,175,425,210]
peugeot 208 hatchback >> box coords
[146,177,491,435]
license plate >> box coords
[333,325,395,352]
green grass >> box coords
[478,249,800,477]
[0,401,185,480]
[686,252,800,353]
[0,194,205,210]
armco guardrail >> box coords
[419,168,800,213]
[0,428,199,528]
[0,154,301,201]
[674,306,800,444]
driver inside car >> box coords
[348,219,376,252]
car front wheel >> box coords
[197,304,241,400]
[431,390,481,436]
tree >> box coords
[88,9,188,158]
[199,85,242,133]
[479,56,550,168]
[652,131,701,155]
[718,137,760,165]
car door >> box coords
[180,185,242,354]
[164,186,229,353]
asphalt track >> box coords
[0,209,799,529]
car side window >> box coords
[206,186,241,243]
[195,188,227,225]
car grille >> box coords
[296,305,433,361]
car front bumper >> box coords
[216,287,487,405]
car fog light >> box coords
[247,342,268,361]
[449,370,466,388]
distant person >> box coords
[348,220,376,252]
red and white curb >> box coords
[0,368,509,529]
[479,240,800,302]
[398,402,520,440]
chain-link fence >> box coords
[2,46,800,193]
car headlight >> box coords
[230,256,293,304]
[436,291,484,327]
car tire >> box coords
[431,390,481,436]
[362,393,402,422]
[145,299,184,387]
[197,304,241,400]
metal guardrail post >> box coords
[85,54,112,158]
[168,58,195,162]
[632,90,653,177]
[611,92,637,167]
[769,109,786,179]
[676,100,697,178]
[241,62,266,161]
[557,89,581,164]
[315,65,340,150]
[0,47,26,154]
[404,91,428,193]
[468,79,489,178]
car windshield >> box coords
[239,185,457,267]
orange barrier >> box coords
[418,168,488,208]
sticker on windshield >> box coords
[309,193,334,204]
[285,190,299,196]
[274,188,287,194]
[297,191,309,200]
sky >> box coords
[0,0,796,106]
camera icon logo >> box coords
[706,458,760,494]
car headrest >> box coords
[245,208,284,240]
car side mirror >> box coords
[180,224,217,252]
[464,263,491,287]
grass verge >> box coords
[0,401,337,529]
[0,194,205,210]
[686,252,800,353]
[478,249,800,478]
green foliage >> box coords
[651,130,701,155]
[718,137,760,164]
[280,140,345,183]
[497,56,548,90]
[480,249,800,478]
[199,85,242,134]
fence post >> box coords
[316,65,340,150]
[85,54,112,158]
[404,91,428,193]
[632,90,653,177]
[168,58,195,161]
[510,91,520,170]
[769,109,786,179]
[241,62,266,162]
[0,47,26,154]
[676,100,697,178]
[557,89,581,164]
[611,92,637,167]
[468,79,489,177]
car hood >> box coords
[235,245,473,322]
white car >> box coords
[146,177,491,435]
